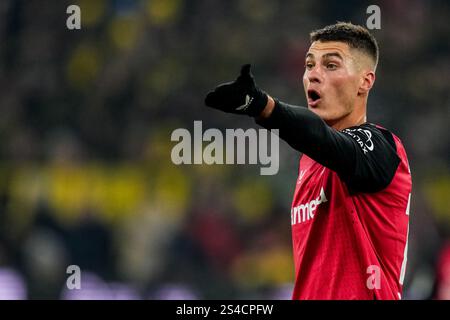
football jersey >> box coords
[257,100,412,299]
[291,124,411,299]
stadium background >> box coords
[0,0,448,299]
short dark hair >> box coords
[310,22,379,69]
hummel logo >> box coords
[297,169,307,184]
[236,94,253,111]
[319,167,326,177]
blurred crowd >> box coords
[0,0,448,299]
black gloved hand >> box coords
[205,64,268,117]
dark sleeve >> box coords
[256,99,400,192]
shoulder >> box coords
[340,123,401,193]
[341,122,397,155]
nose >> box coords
[305,65,322,84]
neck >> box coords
[327,105,367,131]
[328,111,367,131]
[328,98,368,130]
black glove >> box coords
[205,64,268,117]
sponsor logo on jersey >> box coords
[291,187,327,225]
[342,128,374,154]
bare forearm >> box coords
[258,95,276,119]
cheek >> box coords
[302,73,308,89]
[329,76,357,103]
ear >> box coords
[358,71,375,95]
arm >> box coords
[256,98,401,192]
[204,65,400,192]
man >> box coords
[204,22,412,300]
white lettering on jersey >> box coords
[342,128,374,154]
[291,187,327,225]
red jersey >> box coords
[256,100,412,299]
[290,124,411,299]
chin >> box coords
[308,107,330,120]
[308,107,347,126]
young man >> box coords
[204,22,412,300]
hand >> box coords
[205,64,268,117]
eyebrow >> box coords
[305,52,344,61]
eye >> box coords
[305,62,314,70]
[326,63,338,70]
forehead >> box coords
[306,41,352,60]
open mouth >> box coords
[307,89,321,106]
